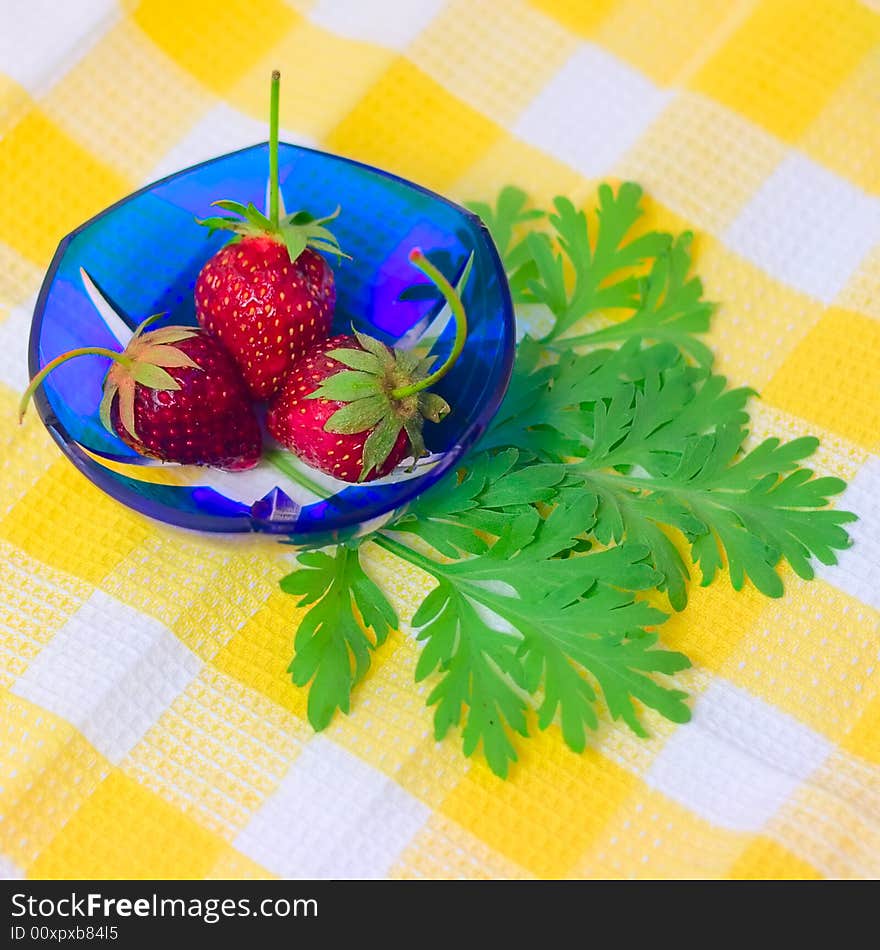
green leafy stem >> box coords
[276,182,856,778]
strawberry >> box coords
[194,71,344,399]
[267,249,464,484]
[20,316,262,471]
[267,334,416,481]
[194,228,336,399]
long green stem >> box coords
[391,249,469,399]
[264,448,332,498]
[372,533,441,576]
[269,70,280,229]
[264,449,367,516]
[18,347,130,422]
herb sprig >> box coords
[279,183,855,777]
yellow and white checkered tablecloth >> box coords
[1,0,879,880]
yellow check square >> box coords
[729,836,821,879]
[326,59,503,192]
[762,307,880,448]
[0,110,130,264]
[211,588,310,718]
[582,787,745,878]
[691,0,878,141]
[41,21,213,184]
[843,691,880,764]
[229,20,394,141]
[0,460,156,586]
[801,50,880,195]
[698,236,825,390]
[30,770,225,879]
[134,0,298,93]
[410,0,577,126]
[441,731,637,877]
[0,692,110,871]
[529,0,616,37]
[390,813,535,878]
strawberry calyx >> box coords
[195,70,346,266]
[18,314,203,441]
[100,315,203,440]
[311,247,468,481]
[312,329,451,480]
[196,201,347,265]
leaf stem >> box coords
[264,448,332,499]
[391,249,468,399]
[19,347,130,422]
[269,70,280,230]
[373,533,442,577]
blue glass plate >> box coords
[28,143,515,547]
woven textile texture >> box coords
[1,0,879,880]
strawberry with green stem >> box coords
[195,71,344,399]
[19,316,262,471]
[267,249,466,483]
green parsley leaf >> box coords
[277,181,856,779]
[280,546,397,730]
[395,448,566,556]
[562,232,717,367]
[571,427,856,602]
[379,524,688,778]
[474,182,715,363]
[466,186,545,300]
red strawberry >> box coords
[195,232,335,399]
[267,332,450,483]
[194,71,343,399]
[20,317,262,471]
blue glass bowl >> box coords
[28,143,515,547]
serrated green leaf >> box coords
[275,181,857,782]
[382,532,683,777]
[281,546,396,731]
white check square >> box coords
[0,294,36,394]
[12,590,201,764]
[725,152,880,303]
[234,736,430,879]
[308,0,444,51]
[0,855,24,880]
[146,104,315,185]
[513,44,671,178]
[0,0,118,93]
[816,455,880,610]
[646,681,831,831]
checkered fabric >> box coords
[1,0,878,881]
